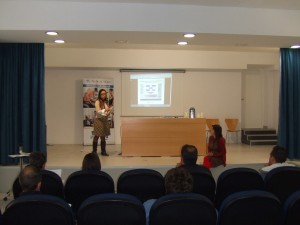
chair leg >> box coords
[226,131,229,143]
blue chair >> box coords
[265,166,300,202]
[3,194,75,225]
[149,193,217,225]
[283,190,300,225]
[117,169,165,202]
[77,193,145,225]
[189,169,216,202]
[215,167,264,208]
[64,170,114,213]
[218,190,282,225]
[40,170,64,198]
[12,169,64,198]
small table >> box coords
[9,152,30,171]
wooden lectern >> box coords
[121,117,206,156]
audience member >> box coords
[203,124,226,168]
[143,167,193,225]
[18,165,42,195]
[82,152,101,170]
[260,145,295,177]
[12,151,46,198]
[177,144,210,174]
[29,151,47,169]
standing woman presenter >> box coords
[92,89,112,156]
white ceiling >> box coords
[0,0,300,50]
[5,0,300,10]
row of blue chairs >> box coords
[3,190,300,225]
[12,166,300,213]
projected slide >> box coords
[131,73,171,107]
[121,71,184,116]
[138,78,165,105]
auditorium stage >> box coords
[1,143,299,194]
[46,143,271,168]
[1,143,299,211]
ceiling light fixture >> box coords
[46,31,58,36]
[115,40,128,44]
[178,41,188,46]
[291,45,300,49]
[184,33,195,38]
[54,39,65,44]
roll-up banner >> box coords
[82,78,115,145]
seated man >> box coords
[19,165,42,195]
[260,145,295,177]
[177,144,211,175]
[13,151,46,198]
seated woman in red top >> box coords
[203,124,226,168]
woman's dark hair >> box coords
[164,167,193,194]
[213,124,223,140]
[97,89,107,102]
[82,153,101,170]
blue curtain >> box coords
[0,44,46,165]
[278,48,300,159]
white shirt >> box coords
[261,162,295,173]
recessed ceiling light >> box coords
[178,41,188,45]
[291,45,300,49]
[54,39,65,44]
[46,31,58,36]
[184,33,195,38]
[115,40,128,44]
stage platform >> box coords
[1,143,299,211]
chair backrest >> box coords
[215,167,264,208]
[64,170,114,213]
[77,193,145,225]
[264,166,300,202]
[218,190,282,225]
[117,169,165,202]
[206,118,220,131]
[12,176,22,199]
[225,119,239,131]
[40,169,64,198]
[149,193,217,225]
[12,169,64,199]
[186,167,216,202]
[3,194,75,225]
[283,190,300,225]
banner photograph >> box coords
[82,78,115,145]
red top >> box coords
[208,136,226,166]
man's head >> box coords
[19,165,42,192]
[269,145,287,164]
[164,167,193,194]
[181,144,198,166]
[29,152,46,169]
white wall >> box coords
[45,48,280,145]
[45,69,121,144]
[46,69,240,144]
